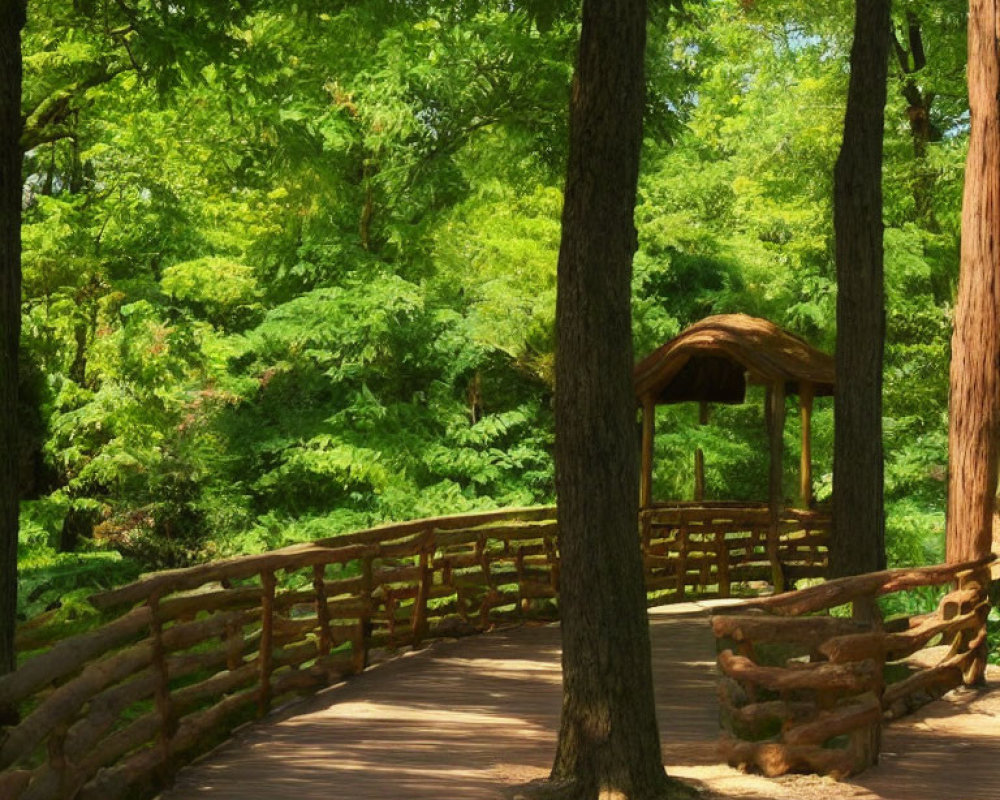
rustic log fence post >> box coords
[957,566,991,686]
[515,547,526,617]
[545,534,560,595]
[411,530,434,646]
[674,522,688,601]
[476,533,494,627]
[313,563,332,658]
[700,543,712,592]
[766,381,787,593]
[257,571,276,717]
[352,554,373,674]
[851,591,883,772]
[717,527,731,598]
[384,591,397,648]
[148,593,177,776]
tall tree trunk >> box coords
[0,0,25,678]
[946,0,1000,570]
[529,1,685,798]
[831,0,890,579]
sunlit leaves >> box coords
[433,182,560,384]
[161,257,261,329]
[16,0,971,609]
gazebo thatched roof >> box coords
[634,314,835,405]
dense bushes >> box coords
[17,0,978,657]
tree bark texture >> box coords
[549,0,674,798]
[946,0,1000,567]
[0,0,24,678]
[831,0,890,578]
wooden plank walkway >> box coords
[159,603,1000,800]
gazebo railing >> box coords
[641,503,830,601]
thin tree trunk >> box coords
[534,1,685,797]
[946,0,1000,571]
[892,13,938,227]
[831,0,890,579]
[0,0,25,679]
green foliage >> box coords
[161,257,261,329]
[18,500,140,621]
[15,0,974,617]
[433,182,561,383]
[632,0,964,573]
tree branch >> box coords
[907,11,926,72]
[21,64,130,151]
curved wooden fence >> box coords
[0,503,829,800]
[713,555,995,779]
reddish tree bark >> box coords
[946,1,1000,568]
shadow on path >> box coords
[160,605,999,800]
[161,607,719,800]
[852,678,1000,800]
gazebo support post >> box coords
[799,382,814,508]
[766,381,786,592]
[694,401,709,502]
[639,395,655,509]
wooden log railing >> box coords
[0,503,829,800]
[712,554,995,780]
[641,503,830,601]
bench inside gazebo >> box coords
[633,314,835,596]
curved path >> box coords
[159,603,1000,800]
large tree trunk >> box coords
[830,0,891,579]
[946,1,1000,569]
[534,1,684,798]
[0,0,25,678]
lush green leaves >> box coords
[16,0,970,630]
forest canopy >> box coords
[16,0,967,621]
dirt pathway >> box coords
[159,603,999,800]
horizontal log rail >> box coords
[640,504,829,601]
[0,502,828,800]
[712,554,996,780]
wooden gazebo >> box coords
[633,314,835,592]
